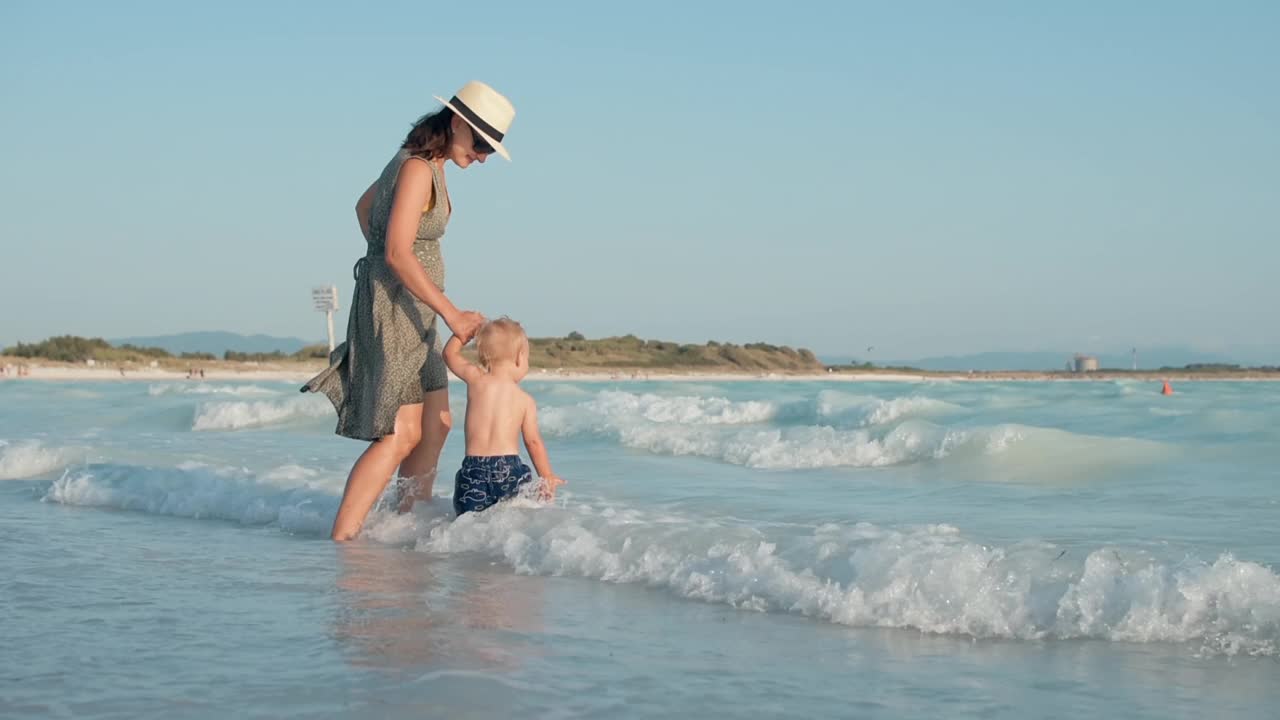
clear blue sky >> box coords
[2,1,1277,360]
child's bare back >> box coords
[443,317,564,516]
[459,374,533,457]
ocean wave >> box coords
[417,501,1280,656]
[1149,407,1193,417]
[1114,381,1141,396]
[0,440,80,480]
[614,424,904,468]
[528,383,595,398]
[549,407,1162,471]
[536,389,1163,471]
[814,390,964,427]
[39,461,453,542]
[1204,409,1271,434]
[540,391,782,434]
[941,425,1170,476]
[610,420,1011,469]
[540,390,964,439]
[43,463,339,533]
[149,383,283,397]
[191,396,332,431]
[36,460,1276,654]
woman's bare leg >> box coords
[331,403,424,541]
[397,387,452,512]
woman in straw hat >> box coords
[304,81,516,541]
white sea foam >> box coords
[191,396,332,431]
[416,501,1280,655]
[814,390,964,427]
[0,440,79,480]
[172,460,325,488]
[261,463,321,483]
[610,420,1030,469]
[614,424,908,468]
[540,391,781,435]
[149,383,283,397]
[530,383,595,398]
[542,390,961,438]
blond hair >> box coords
[475,317,527,369]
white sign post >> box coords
[312,285,339,353]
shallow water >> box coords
[2,378,1277,718]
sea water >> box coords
[1,378,1277,718]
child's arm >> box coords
[521,395,565,499]
[442,334,483,384]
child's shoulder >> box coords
[516,384,537,407]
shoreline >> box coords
[4,361,1279,384]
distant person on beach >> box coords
[442,318,563,515]
[302,81,516,541]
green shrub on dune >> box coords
[517,334,823,372]
[4,336,174,363]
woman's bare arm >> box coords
[384,159,463,328]
[354,181,376,243]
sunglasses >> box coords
[468,125,495,155]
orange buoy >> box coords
[1161,380,1173,395]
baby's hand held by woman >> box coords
[538,474,565,501]
[446,310,486,342]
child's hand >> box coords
[459,323,481,345]
[538,474,565,501]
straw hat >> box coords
[434,81,516,161]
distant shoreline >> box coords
[6,336,1275,384]
[4,358,1279,384]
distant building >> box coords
[1072,354,1099,373]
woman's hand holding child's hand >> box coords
[447,310,486,343]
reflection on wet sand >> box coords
[332,542,546,673]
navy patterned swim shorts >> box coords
[453,455,534,516]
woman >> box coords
[304,81,516,541]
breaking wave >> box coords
[537,391,1161,471]
[43,462,339,533]
[0,440,80,480]
[149,383,283,397]
[418,500,1280,656]
[37,461,1277,655]
[191,396,332,431]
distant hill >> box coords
[109,331,314,355]
[468,335,823,373]
[822,347,1248,371]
